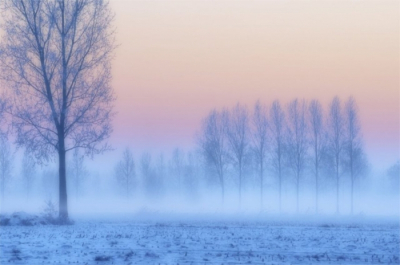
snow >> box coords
[1,216,399,264]
[0,212,57,226]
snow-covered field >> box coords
[1,217,399,265]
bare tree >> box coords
[0,0,116,222]
[69,148,88,198]
[198,109,229,204]
[251,100,268,210]
[269,100,285,213]
[327,96,345,214]
[226,103,249,208]
[308,99,325,213]
[154,154,166,198]
[344,97,367,214]
[184,151,200,200]
[286,99,308,213]
[0,137,12,202]
[169,148,185,193]
[115,148,135,198]
[141,152,162,199]
[387,161,400,194]
[22,150,36,198]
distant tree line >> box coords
[112,96,378,214]
[198,96,368,214]
[114,148,201,203]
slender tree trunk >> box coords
[260,161,263,211]
[219,163,225,206]
[1,177,4,205]
[351,177,354,215]
[336,157,339,214]
[58,135,68,222]
[351,160,354,215]
[278,160,282,214]
[316,164,319,214]
[314,142,319,214]
[1,159,5,204]
[296,173,299,213]
[126,177,128,198]
[239,162,242,210]
[76,178,79,199]
[221,174,225,206]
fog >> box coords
[0,97,399,223]
[0,2,398,264]
[0,153,398,221]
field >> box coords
[0,216,399,265]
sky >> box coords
[104,0,399,172]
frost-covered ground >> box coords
[0,216,399,265]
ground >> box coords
[0,217,399,265]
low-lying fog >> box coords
[1,158,398,221]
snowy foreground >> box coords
[0,215,399,265]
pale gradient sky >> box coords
[106,0,399,171]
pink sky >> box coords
[107,1,399,171]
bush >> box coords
[0,200,74,226]
[42,200,58,224]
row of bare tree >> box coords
[198,96,367,214]
[110,96,369,214]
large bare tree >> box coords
[0,0,115,222]
[286,99,308,213]
[327,96,344,214]
[269,100,285,213]
[226,103,249,208]
[252,100,268,210]
[308,99,325,213]
[198,109,229,204]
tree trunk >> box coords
[350,150,354,215]
[1,177,4,205]
[58,136,68,222]
[351,160,354,215]
[351,177,354,215]
[279,162,282,214]
[58,0,69,223]
[296,174,299,213]
[316,165,319,214]
[219,163,225,207]
[239,163,242,210]
[221,174,225,206]
[336,158,339,214]
[260,161,263,211]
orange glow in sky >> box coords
[108,1,399,170]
